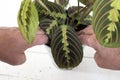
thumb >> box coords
[78,25,98,49]
[31,29,48,46]
[79,34,102,50]
[94,53,107,69]
[79,33,100,50]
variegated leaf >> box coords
[39,18,58,39]
[92,0,120,47]
[46,1,65,13]
[79,0,95,5]
[54,0,69,8]
[67,6,92,26]
[17,0,38,44]
[51,25,83,69]
[35,0,65,18]
[35,1,66,39]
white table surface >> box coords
[0,45,120,80]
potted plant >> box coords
[17,0,120,69]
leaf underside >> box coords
[17,0,38,44]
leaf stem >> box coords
[77,0,80,14]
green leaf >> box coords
[107,22,116,32]
[39,18,58,39]
[92,0,120,47]
[67,6,92,27]
[78,0,95,5]
[46,19,58,34]
[36,1,66,39]
[108,9,119,22]
[36,0,51,13]
[17,0,39,44]
[51,25,83,69]
[111,0,120,10]
[50,12,66,19]
[54,0,69,8]
[35,0,66,22]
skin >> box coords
[0,26,120,70]
[78,25,120,70]
[0,27,48,65]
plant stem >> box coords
[81,4,93,21]
[77,0,80,14]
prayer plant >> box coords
[17,0,120,69]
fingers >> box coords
[0,27,48,65]
[78,25,103,50]
[94,53,120,70]
[30,28,48,46]
[78,25,94,35]
[9,53,26,65]
[94,53,107,69]
[78,31,99,50]
[78,25,93,45]
[0,52,26,65]
[36,27,45,35]
[78,33,91,45]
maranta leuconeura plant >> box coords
[17,0,120,69]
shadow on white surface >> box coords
[0,45,120,80]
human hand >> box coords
[0,27,48,65]
[78,25,120,70]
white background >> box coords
[0,0,21,27]
[0,0,78,27]
[0,0,120,80]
